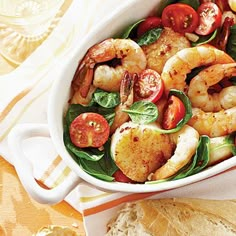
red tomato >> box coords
[198,0,230,11]
[161,3,199,33]
[137,16,162,37]
[162,95,186,130]
[113,170,134,183]
[195,2,222,35]
[134,69,164,103]
[69,113,110,148]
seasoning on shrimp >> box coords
[161,45,235,95]
[149,125,199,180]
[110,71,137,134]
[188,107,236,137]
[187,63,236,112]
[72,38,147,99]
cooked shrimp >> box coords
[110,72,136,134]
[188,107,236,137]
[161,45,234,95]
[188,63,236,112]
[150,125,199,180]
[70,84,96,106]
[72,38,146,98]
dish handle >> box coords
[7,123,81,205]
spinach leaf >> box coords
[170,135,210,179]
[137,28,163,46]
[153,89,192,134]
[64,120,118,181]
[76,140,118,181]
[192,29,218,47]
[121,19,144,39]
[190,135,210,175]
[156,0,199,16]
[172,154,198,180]
[66,103,115,126]
[63,118,105,161]
[65,104,93,124]
[64,127,104,161]
[122,101,158,124]
[156,0,177,16]
[63,104,118,181]
[177,0,200,10]
[225,132,236,156]
[92,89,120,108]
[227,25,236,61]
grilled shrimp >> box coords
[150,125,199,181]
[161,45,234,95]
[188,63,236,112]
[72,38,146,98]
[70,85,96,106]
[110,71,136,134]
[188,107,236,137]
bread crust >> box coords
[106,198,236,236]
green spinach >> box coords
[156,0,177,16]
[190,135,210,175]
[78,140,118,181]
[121,19,144,39]
[63,125,104,161]
[227,25,236,61]
[177,0,200,10]
[122,101,158,124]
[92,89,120,108]
[156,0,200,16]
[225,132,236,156]
[63,104,118,181]
[137,27,163,46]
[192,29,218,47]
[66,103,115,126]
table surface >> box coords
[0,156,85,236]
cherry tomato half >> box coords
[200,0,230,11]
[162,95,186,130]
[195,2,222,35]
[69,112,110,148]
[161,3,199,33]
[134,69,164,103]
[137,16,162,37]
[113,169,134,183]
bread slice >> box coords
[106,198,236,236]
